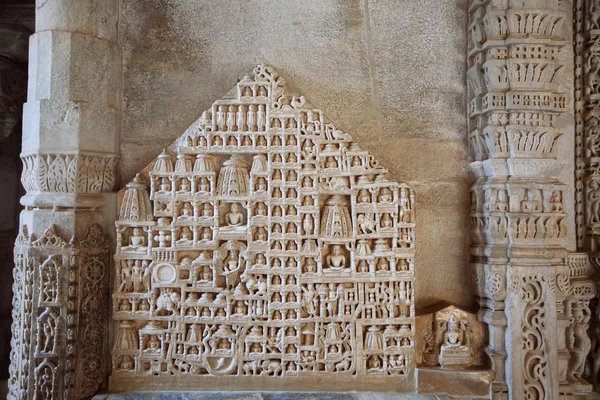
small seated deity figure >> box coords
[286,134,297,146]
[202,203,214,217]
[159,177,171,192]
[255,254,266,266]
[286,170,297,181]
[272,241,282,250]
[357,260,369,273]
[286,241,298,250]
[199,177,210,192]
[272,259,282,269]
[551,190,564,212]
[326,245,346,269]
[287,222,297,234]
[286,258,297,269]
[352,156,362,168]
[243,135,252,146]
[302,176,312,188]
[358,189,371,203]
[177,227,192,244]
[251,342,262,354]
[255,227,268,241]
[286,205,297,216]
[397,259,409,271]
[304,258,317,273]
[302,196,314,206]
[496,189,509,212]
[272,135,282,146]
[119,356,134,371]
[213,135,223,146]
[179,178,190,192]
[257,136,267,146]
[226,202,245,226]
[200,227,212,241]
[273,188,282,198]
[255,177,267,191]
[439,313,471,368]
[128,227,146,248]
[255,202,267,216]
[367,355,382,371]
[520,189,541,212]
[199,266,212,282]
[181,202,193,218]
[378,187,393,203]
[234,300,246,315]
[273,223,282,234]
[272,275,282,285]
[272,153,282,163]
[376,258,389,272]
[325,156,338,169]
[380,213,393,229]
[146,335,160,352]
[273,206,282,217]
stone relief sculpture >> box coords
[111,65,416,386]
[9,223,110,399]
[415,304,486,370]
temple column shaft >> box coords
[9,1,121,398]
[467,1,578,398]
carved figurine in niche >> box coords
[156,289,180,315]
[588,180,600,223]
[119,356,134,371]
[177,227,193,244]
[358,189,371,203]
[226,202,245,226]
[302,176,313,188]
[380,213,394,229]
[496,189,509,212]
[202,203,214,217]
[159,178,171,193]
[379,187,393,203]
[321,196,352,238]
[128,227,146,248]
[222,248,245,290]
[357,260,369,273]
[304,257,317,273]
[178,178,191,192]
[255,227,268,241]
[325,156,338,169]
[201,227,213,241]
[300,214,314,235]
[358,213,376,235]
[255,202,267,216]
[520,189,541,212]
[326,245,347,270]
[376,258,389,272]
[568,304,592,384]
[255,177,267,191]
[399,188,411,222]
[550,190,563,212]
[439,314,471,367]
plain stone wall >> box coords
[118,0,472,309]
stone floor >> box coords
[94,392,450,400]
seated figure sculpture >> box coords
[438,313,471,368]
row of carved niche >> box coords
[115,256,415,296]
[471,214,566,242]
[118,224,412,253]
[116,251,415,292]
[154,142,378,175]
[470,186,564,214]
[113,279,414,314]
[115,324,413,357]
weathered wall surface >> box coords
[118,0,471,309]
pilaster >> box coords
[8,0,121,398]
[467,0,577,398]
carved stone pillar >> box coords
[467,1,574,398]
[8,1,121,398]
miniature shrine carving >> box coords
[415,305,486,369]
[112,65,416,384]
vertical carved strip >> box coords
[8,224,110,399]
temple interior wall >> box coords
[118,0,473,309]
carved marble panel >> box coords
[112,65,416,387]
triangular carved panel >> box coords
[112,65,416,390]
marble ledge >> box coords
[94,392,451,400]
